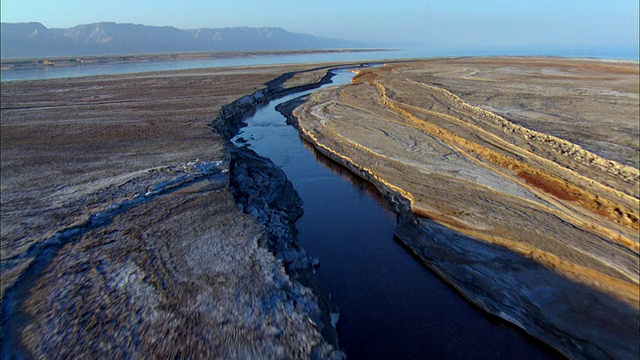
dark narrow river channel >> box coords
[232,70,559,359]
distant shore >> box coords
[0,49,390,71]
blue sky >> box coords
[2,0,638,51]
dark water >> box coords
[233,70,560,359]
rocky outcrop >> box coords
[230,145,308,268]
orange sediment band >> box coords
[295,70,640,307]
[372,77,639,237]
[299,101,640,307]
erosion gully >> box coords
[231,68,561,359]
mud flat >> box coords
[0,64,352,358]
[292,57,639,359]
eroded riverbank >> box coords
[291,58,639,359]
[1,64,353,358]
[234,68,562,358]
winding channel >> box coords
[232,69,559,359]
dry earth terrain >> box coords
[0,64,347,358]
[2,56,638,359]
[292,57,639,359]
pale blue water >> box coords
[0,50,388,82]
[2,46,637,82]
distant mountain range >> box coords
[1,22,365,58]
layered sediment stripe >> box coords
[294,66,639,308]
[367,74,639,245]
[295,102,639,306]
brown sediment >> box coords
[516,169,639,231]
[364,67,639,244]
[293,57,639,358]
[380,76,638,228]
[381,98,639,254]
[516,170,584,202]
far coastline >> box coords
[0,48,392,71]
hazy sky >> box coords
[2,0,638,50]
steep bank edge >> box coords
[278,95,639,359]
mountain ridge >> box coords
[1,22,364,58]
